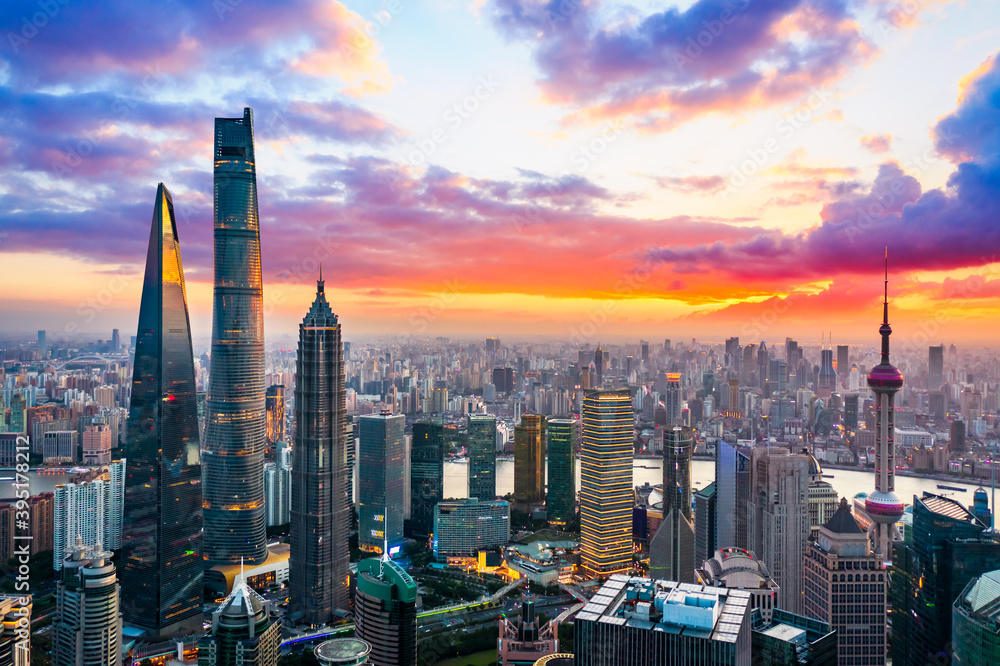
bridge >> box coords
[50,353,130,370]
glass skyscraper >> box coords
[410,419,444,538]
[355,558,417,666]
[580,389,634,578]
[121,183,203,638]
[289,278,351,624]
[467,415,497,502]
[203,108,268,566]
[514,413,545,511]
[358,412,405,554]
[546,418,577,526]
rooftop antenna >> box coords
[380,506,390,577]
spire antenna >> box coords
[883,247,889,325]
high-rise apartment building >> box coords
[121,182,204,638]
[53,541,122,666]
[650,426,695,583]
[749,447,810,615]
[265,384,285,447]
[468,415,497,502]
[928,344,945,389]
[952,569,1000,665]
[545,418,577,527]
[580,389,633,578]
[289,278,351,623]
[804,499,886,665]
[514,414,545,512]
[54,462,125,571]
[410,419,444,539]
[355,558,417,666]
[358,412,405,554]
[204,107,268,566]
[198,577,281,666]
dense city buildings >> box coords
[358,411,405,554]
[432,498,510,560]
[53,541,122,666]
[410,418,444,538]
[203,107,268,567]
[514,413,546,512]
[468,414,498,502]
[804,499,886,665]
[650,426,695,583]
[355,558,418,666]
[580,389,634,578]
[574,575,752,665]
[197,577,281,666]
[289,277,351,623]
[952,569,1000,665]
[545,417,577,527]
[121,183,204,639]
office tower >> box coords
[843,393,858,432]
[593,347,604,386]
[355,558,417,666]
[951,419,966,453]
[890,493,1000,666]
[468,415,497,502]
[864,265,904,561]
[817,349,836,398]
[111,328,120,352]
[37,330,45,348]
[42,430,75,463]
[693,482,717,566]
[757,342,769,389]
[953,570,1000,665]
[265,385,285,447]
[650,427,695,583]
[204,107,267,566]
[432,498,510,560]
[263,458,290,527]
[664,373,682,426]
[715,440,751,551]
[492,368,514,394]
[641,340,649,363]
[749,447,810,614]
[803,499,886,665]
[81,424,112,465]
[120,183,203,638]
[198,577,281,666]
[358,412,405,554]
[497,598,560,665]
[514,414,545,512]
[53,541,122,666]
[928,344,945,389]
[574,575,752,665]
[835,344,848,381]
[54,463,125,570]
[289,278,351,623]
[580,389,633,578]
[750,609,837,666]
[546,418,577,527]
[0,594,31,666]
[410,419,443,539]
[697,548,779,623]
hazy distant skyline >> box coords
[2,0,999,346]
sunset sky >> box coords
[1,0,999,347]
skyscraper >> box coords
[410,419,444,539]
[358,412,405,554]
[545,418,577,527]
[928,344,945,389]
[111,328,120,352]
[203,107,267,566]
[693,482,717,566]
[817,349,836,398]
[265,385,285,447]
[53,540,122,666]
[715,439,751,551]
[514,414,545,512]
[650,426,695,583]
[468,415,497,502]
[121,183,203,638]
[54,464,125,571]
[289,277,351,623]
[865,261,905,561]
[355,558,417,666]
[664,373,682,426]
[198,577,281,666]
[952,570,1000,665]
[580,389,633,578]
[836,345,849,382]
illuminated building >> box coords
[198,574,281,666]
[650,427,695,584]
[803,499,886,666]
[120,182,203,638]
[433,498,509,560]
[514,414,545,512]
[580,389,633,579]
[53,541,122,666]
[0,594,31,666]
[410,419,444,539]
[498,599,560,665]
[664,374,682,426]
[545,418,577,527]
[953,570,1000,665]
[203,107,268,566]
[864,262,905,562]
[468,415,497,502]
[358,412,405,554]
[289,277,351,623]
[355,558,417,666]
[697,548,778,624]
[264,385,285,447]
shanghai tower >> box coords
[289,275,351,623]
[122,183,204,638]
[203,108,268,565]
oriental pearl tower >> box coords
[865,252,905,561]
